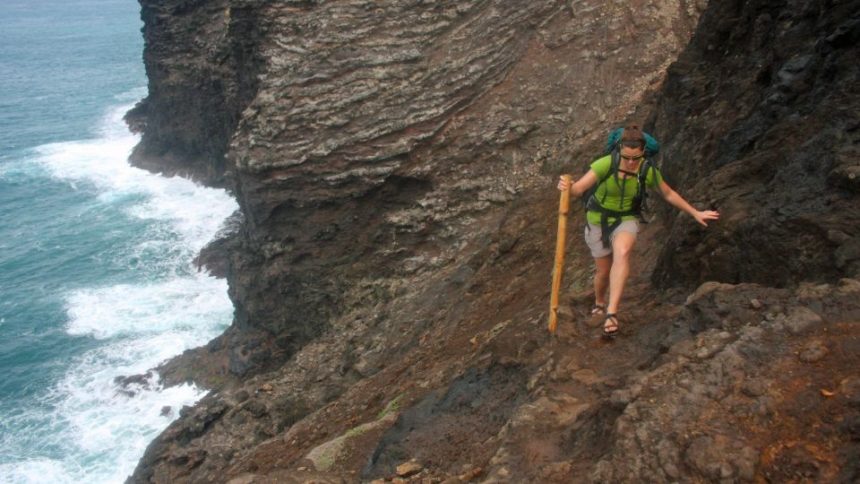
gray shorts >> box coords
[584,220,639,258]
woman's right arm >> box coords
[657,179,720,226]
[557,170,598,198]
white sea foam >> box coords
[0,459,71,484]
[49,339,214,481]
[65,274,233,339]
[2,348,212,483]
[0,96,238,483]
[33,103,237,252]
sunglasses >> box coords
[620,154,645,162]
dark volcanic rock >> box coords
[114,371,155,397]
[193,210,242,278]
[223,0,569,376]
[590,281,860,483]
[363,365,528,479]
[650,0,860,289]
[129,0,266,186]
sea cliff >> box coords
[127,1,860,482]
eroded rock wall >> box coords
[127,0,266,186]
[649,0,860,288]
[222,0,705,377]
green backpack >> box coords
[583,128,661,248]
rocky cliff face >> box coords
[125,0,265,186]
[145,0,704,383]
[649,0,860,289]
[127,0,860,482]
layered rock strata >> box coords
[142,0,705,383]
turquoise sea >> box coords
[0,1,236,482]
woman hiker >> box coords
[557,125,720,337]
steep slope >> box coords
[126,0,860,482]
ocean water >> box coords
[0,1,237,482]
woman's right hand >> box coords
[557,175,571,192]
[693,209,720,227]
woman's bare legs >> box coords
[607,230,637,316]
[594,255,612,309]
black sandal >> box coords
[602,313,619,338]
[590,303,606,316]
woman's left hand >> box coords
[693,210,720,227]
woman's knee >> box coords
[611,234,636,259]
[614,246,632,259]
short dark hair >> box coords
[621,124,645,149]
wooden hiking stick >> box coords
[548,175,571,334]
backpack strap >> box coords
[595,149,619,206]
[632,159,655,222]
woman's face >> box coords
[620,145,645,164]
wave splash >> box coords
[0,98,237,483]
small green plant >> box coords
[345,425,368,438]
[377,393,405,419]
[315,448,336,471]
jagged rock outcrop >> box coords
[126,0,265,186]
[126,0,860,482]
[649,0,860,288]
[590,279,860,482]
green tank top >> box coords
[586,154,663,225]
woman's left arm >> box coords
[657,180,720,227]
